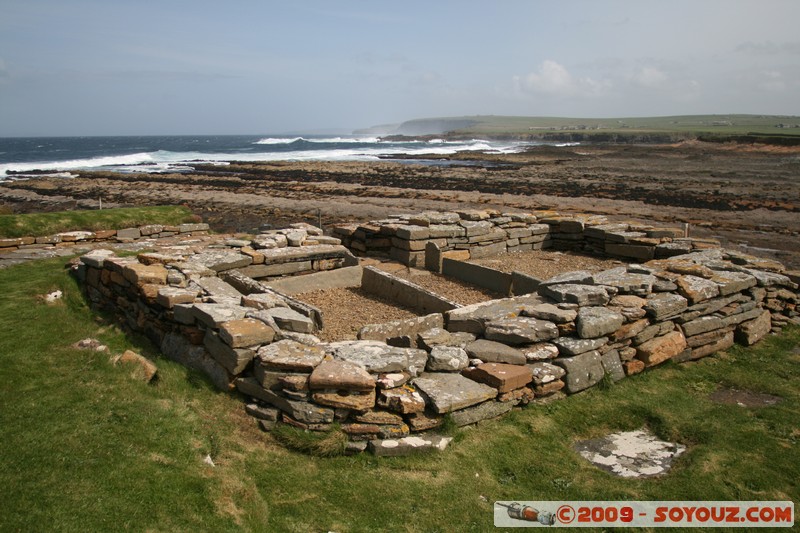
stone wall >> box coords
[332,209,712,267]
[73,214,800,456]
[0,222,212,252]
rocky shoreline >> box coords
[1,141,798,268]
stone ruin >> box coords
[71,209,800,456]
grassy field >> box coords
[1,257,798,532]
[389,114,800,141]
[0,205,196,238]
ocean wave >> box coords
[0,138,544,178]
[0,152,156,177]
[254,137,303,145]
[308,136,381,143]
[254,136,381,145]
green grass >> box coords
[1,258,798,531]
[0,205,196,238]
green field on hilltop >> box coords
[387,114,800,141]
[0,205,195,238]
[1,254,798,531]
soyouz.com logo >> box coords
[493,501,794,527]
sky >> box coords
[1,0,799,136]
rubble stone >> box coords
[553,351,605,393]
[636,331,687,366]
[426,346,469,372]
[461,363,533,393]
[576,307,625,339]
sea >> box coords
[0,135,559,181]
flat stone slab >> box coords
[575,429,686,478]
[359,313,444,344]
[328,340,428,376]
[554,336,609,356]
[676,275,720,304]
[445,295,542,334]
[464,339,526,365]
[308,359,375,391]
[462,363,533,393]
[412,373,497,414]
[576,307,624,339]
[520,303,577,324]
[241,292,288,310]
[191,303,248,328]
[539,270,594,287]
[266,307,316,334]
[259,244,349,264]
[156,287,199,308]
[539,283,610,306]
[190,250,253,272]
[484,317,559,345]
[368,435,453,456]
[80,249,116,268]
[196,276,243,300]
[258,340,326,371]
[592,268,656,296]
[644,292,688,320]
[449,400,515,427]
[243,385,334,425]
[218,318,275,348]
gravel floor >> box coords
[297,251,623,341]
[469,250,625,279]
[297,287,420,342]
[390,268,501,305]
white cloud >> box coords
[519,60,574,94]
[631,66,667,88]
[515,60,610,97]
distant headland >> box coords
[355,114,800,145]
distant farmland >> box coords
[370,114,800,143]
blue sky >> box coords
[1,0,799,136]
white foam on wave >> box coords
[0,139,541,178]
[0,152,155,177]
[254,137,303,145]
[254,136,381,145]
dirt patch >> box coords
[297,287,420,342]
[708,388,783,408]
[470,250,625,279]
